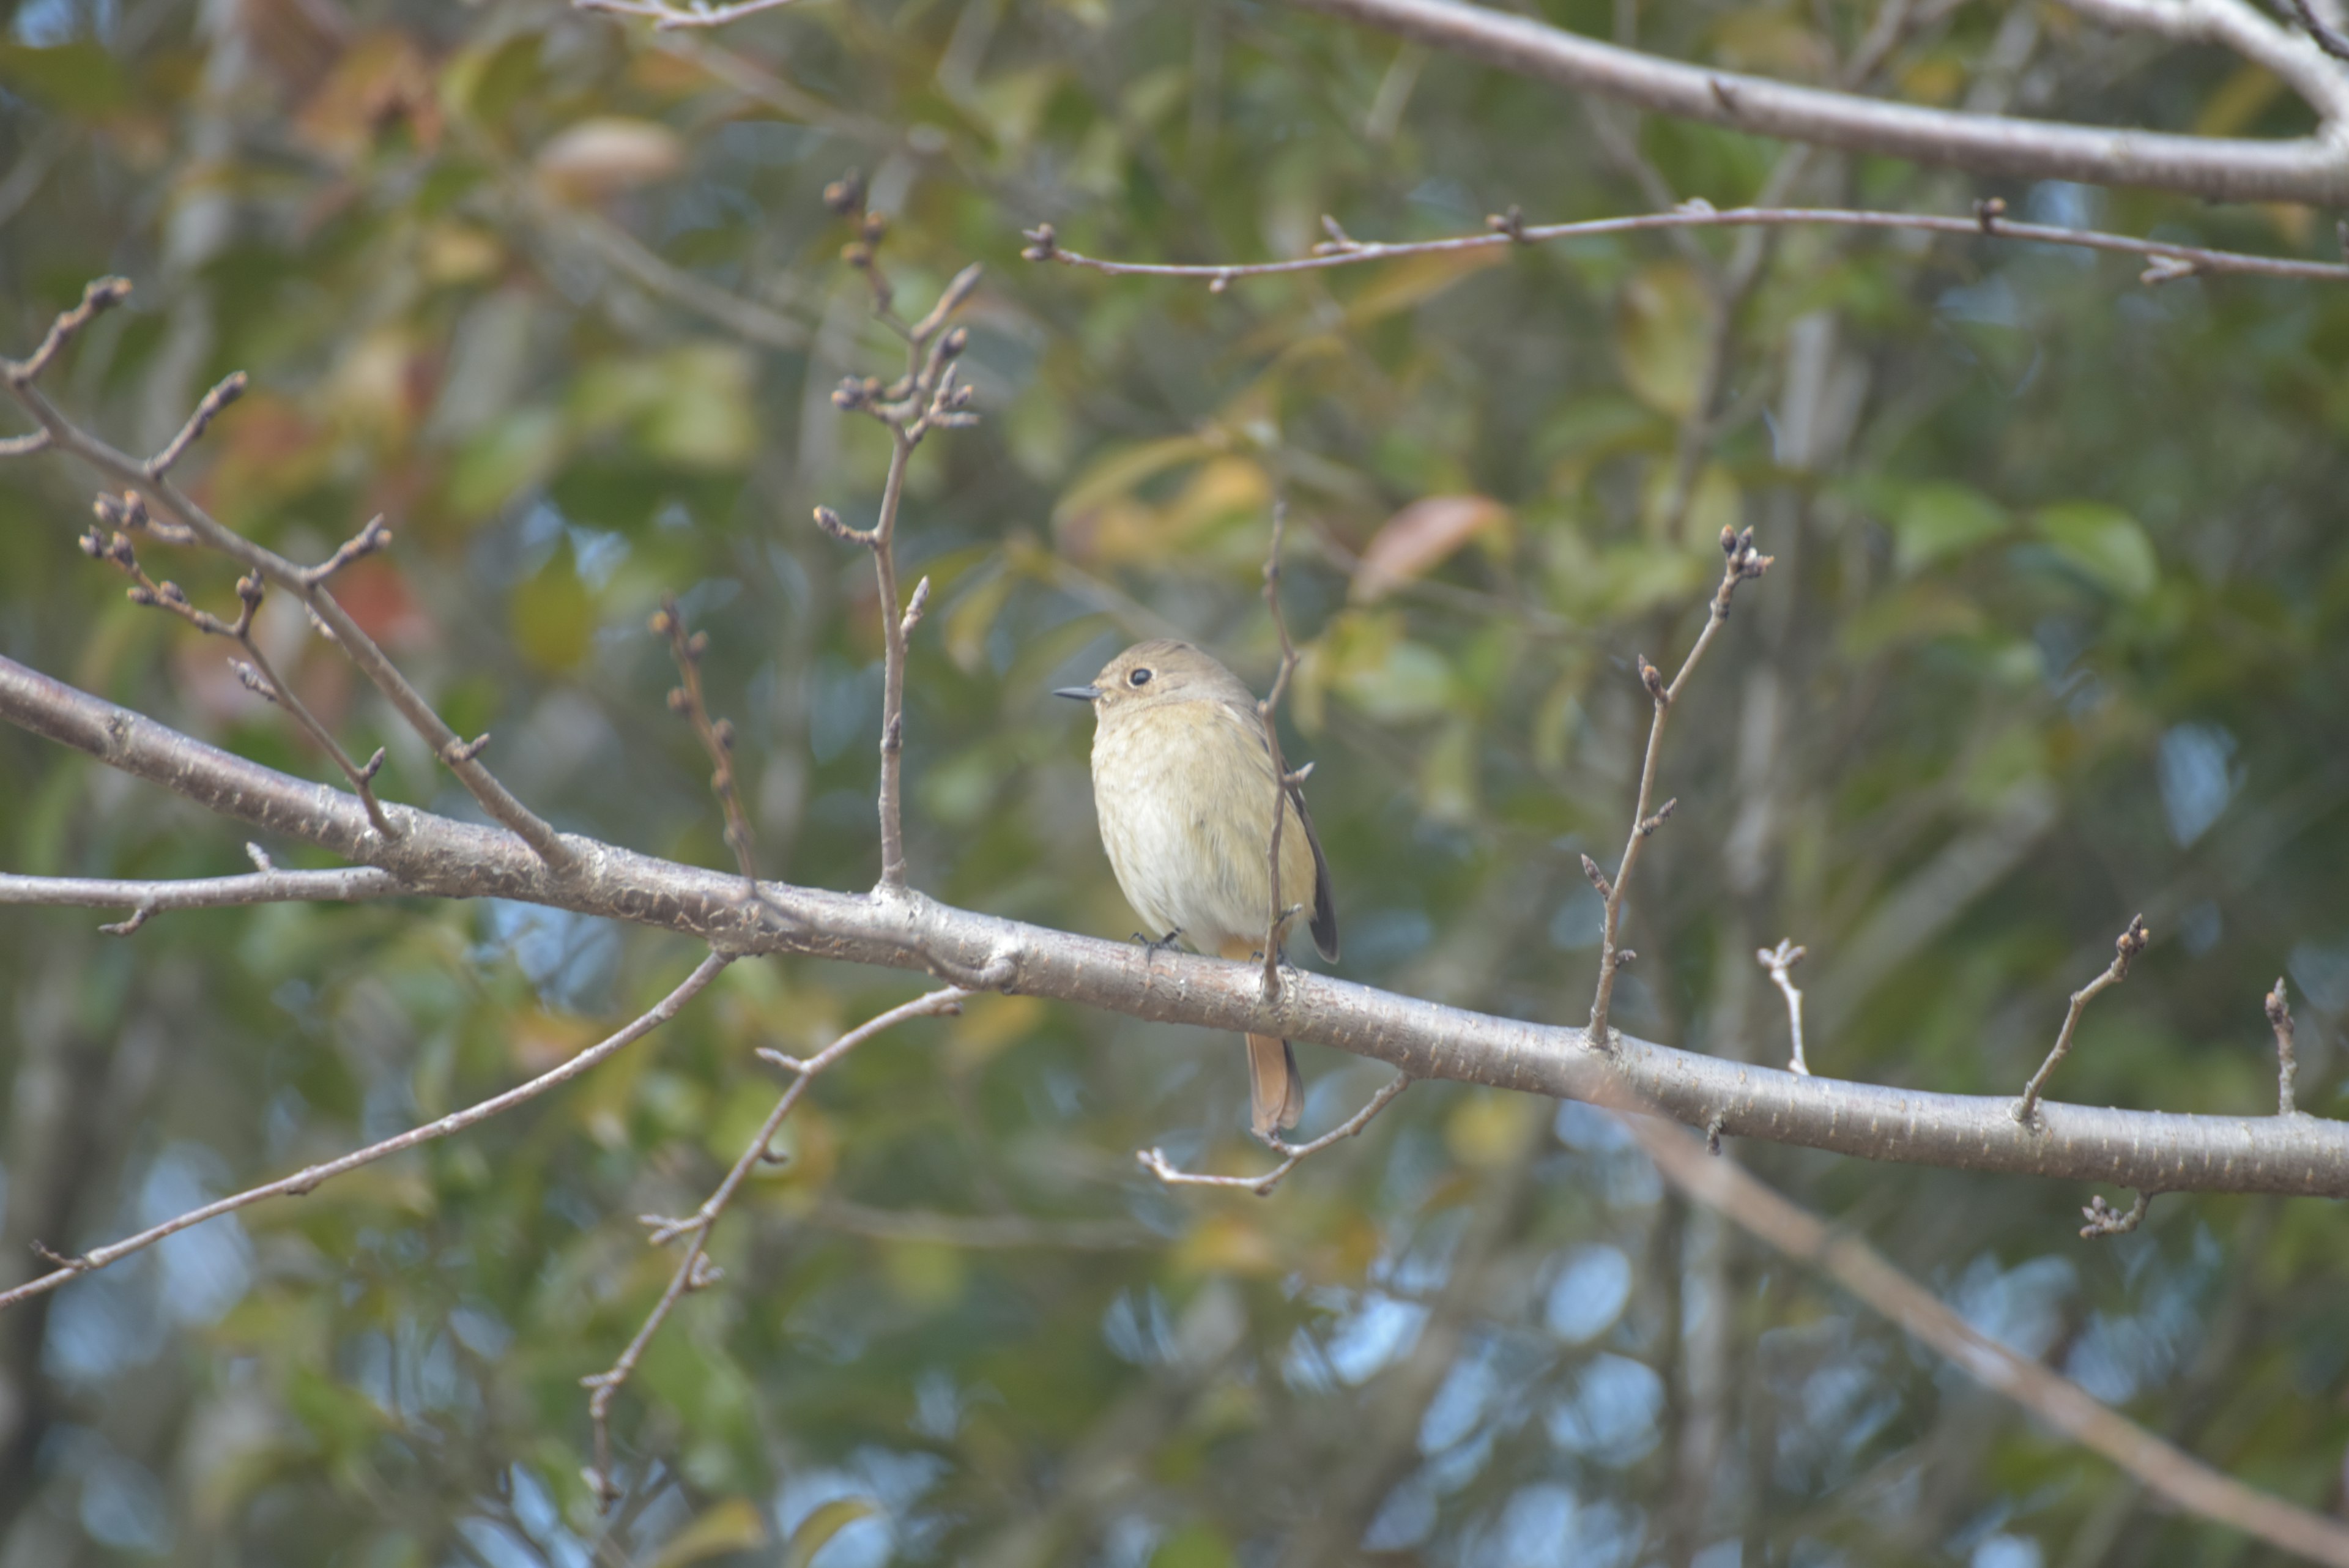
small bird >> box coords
[1057,639,1338,1139]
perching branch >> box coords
[810,182,980,895]
[1758,938,1810,1076]
[1,280,575,871]
[1588,527,1772,1047]
[581,985,967,1504]
[8,648,2349,1200]
[1138,1071,1411,1197]
[1628,1113,2349,1568]
[1022,202,2349,291]
[2014,914,2149,1126]
[0,952,731,1313]
[1275,0,2349,206]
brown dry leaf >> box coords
[534,117,686,204]
[1349,494,1507,603]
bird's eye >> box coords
[1128,667,1153,687]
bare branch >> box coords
[0,868,405,928]
[145,371,245,479]
[8,649,2349,1199]
[2266,976,2299,1116]
[77,520,398,838]
[582,986,966,1504]
[2015,914,2149,1125]
[0,953,731,1313]
[1025,203,2349,288]
[1275,0,2349,205]
[651,597,759,894]
[812,218,982,895]
[1140,1072,1411,1197]
[1629,1114,2349,1567]
[1588,528,1772,1047]
[1758,938,1810,1076]
[2277,0,2349,61]
[2,281,574,869]
[2057,0,2349,124]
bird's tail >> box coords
[1245,1034,1303,1140]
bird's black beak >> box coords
[1053,685,1101,702]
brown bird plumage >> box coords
[1058,639,1338,1137]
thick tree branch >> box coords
[5,649,2347,1199]
[1277,0,2349,205]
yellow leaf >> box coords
[1176,1211,1283,1276]
[1614,261,1712,418]
[1054,434,1222,532]
[1639,459,1740,545]
[650,1499,770,1568]
[508,548,593,674]
[1444,1090,1541,1169]
[1341,248,1508,329]
[948,994,1045,1072]
[783,1498,879,1568]
[2195,62,2284,138]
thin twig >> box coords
[581,986,967,1504]
[1256,502,1308,1004]
[0,953,731,1313]
[2014,914,2149,1125]
[2079,1191,2153,1237]
[1627,1109,2349,1567]
[1758,938,1810,1075]
[1022,203,2349,288]
[811,187,981,894]
[146,371,245,478]
[2,280,574,869]
[78,515,398,838]
[651,597,758,894]
[2277,0,2349,59]
[1587,528,1772,1047]
[1139,1072,1411,1197]
[2265,976,2299,1117]
[0,867,405,926]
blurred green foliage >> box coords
[1,0,2347,1564]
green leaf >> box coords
[2035,502,2158,600]
[1893,482,2008,576]
[0,43,129,113]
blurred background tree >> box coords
[2,0,2347,1564]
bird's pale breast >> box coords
[1091,698,1316,957]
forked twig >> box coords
[79,508,396,839]
[809,179,980,895]
[2080,1191,2153,1238]
[1587,527,1772,1047]
[2014,914,2148,1125]
[1139,1072,1411,1197]
[582,986,967,1504]
[2,279,573,869]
